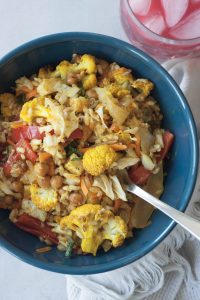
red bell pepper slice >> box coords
[10,126,44,143]
[69,128,83,140]
[156,131,174,162]
[3,138,37,176]
[15,213,58,245]
[3,151,21,177]
[128,165,151,186]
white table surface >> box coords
[0,1,127,299]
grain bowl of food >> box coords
[0,32,198,274]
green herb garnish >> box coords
[65,240,74,257]
[65,141,83,158]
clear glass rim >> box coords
[126,0,200,45]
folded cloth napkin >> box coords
[66,57,200,300]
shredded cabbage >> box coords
[96,105,108,128]
[93,174,128,201]
[138,126,155,154]
[21,199,47,222]
[93,175,115,200]
[95,88,130,125]
[112,157,139,170]
[109,175,127,201]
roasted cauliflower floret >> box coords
[64,154,84,176]
[52,55,96,78]
[83,145,118,176]
[82,73,97,90]
[20,97,50,123]
[109,67,134,85]
[107,83,130,98]
[52,60,74,79]
[76,54,97,74]
[103,215,128,247]
[60,204,128,256]
[132,79,154,97]
[0,93,21,118]
[30,184,58,212]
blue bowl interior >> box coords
[0,33,198,274]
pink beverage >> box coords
[120,0,200,60]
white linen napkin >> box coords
[66,58,200,300]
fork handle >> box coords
[127,184,200,241]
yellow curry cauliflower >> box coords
[20,97,50,123]
[83,145,118,176]
[76,54,97,74]
[108,83,130,98]
[53,60,74,79]
[132,79,154,97]
[64,154,84,176]
[60,204,128,256]
[109,67,134,85]
[82,73,97,90]
[30,184,58,212]
[53,54,97,79]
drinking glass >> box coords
[120,0,200,61]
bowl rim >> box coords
[0,32,199,274]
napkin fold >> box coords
[66,58,200,300]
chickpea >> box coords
[11,161,27,178]
[34,163,49,177]
[50,176,63,190]
[38,152,52,163]
[97,65,103,75]
[48,161,55,176]
[72,54,81,64]
[68,202,79,213]
[67,73,78,85]
[69,192,84,206]
[35,117,46,125]
[86,89,98,99]
[102,196,113,206]
[11,181,23,193]
[37,176,50,188]
[76,71,85,81]
[98,59,109,70]
[4,195,14,205]
[87,187,103,204]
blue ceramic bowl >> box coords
[0,33,198,274]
